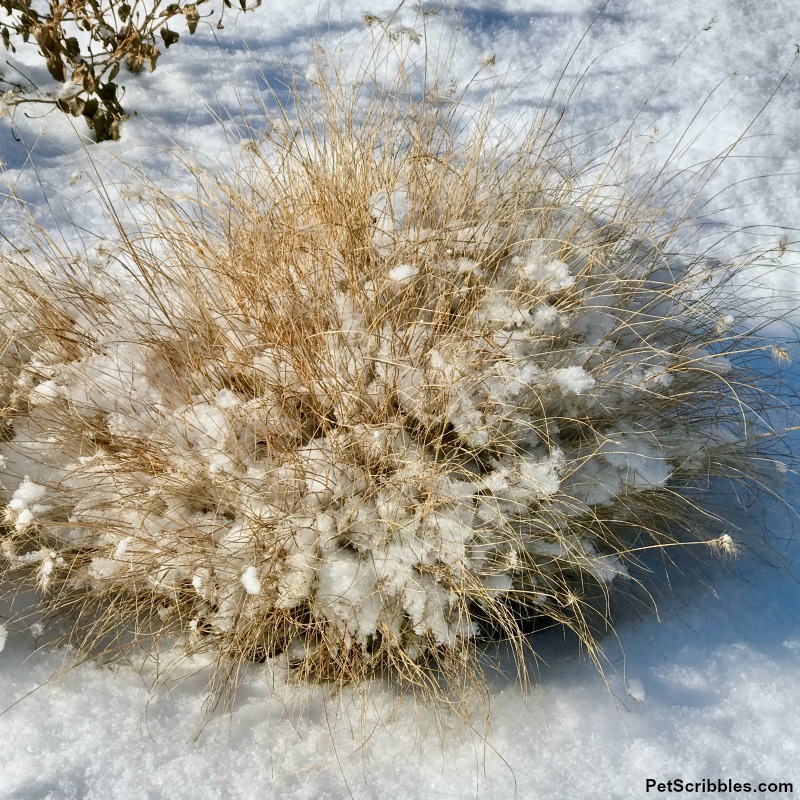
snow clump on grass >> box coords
[0,11,792,705]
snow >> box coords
[548,365,596,395]
[7,477,50,530]
[387,263,420,283]
[1,1,799,798]
[2,537,799,798]
[8,478,47,512]
[240,565,262,596]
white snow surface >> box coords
[1,1,799,798]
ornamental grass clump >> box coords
[0,17,792,706]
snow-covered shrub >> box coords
[0,14,791,704]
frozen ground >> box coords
[1,1,799,798]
